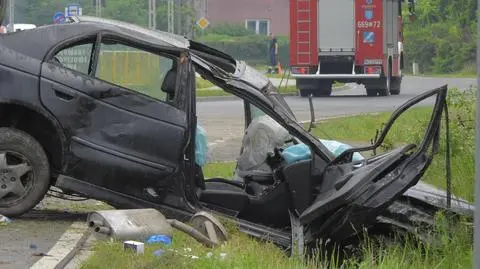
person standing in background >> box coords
[268,33,278,74]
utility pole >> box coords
[475,0,480,268]
[95,0,102,17]
[175,0,182,35]
[148,0,156,30]
[167,0,174,33]
[7,0,14,32]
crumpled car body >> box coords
[0,15,473,252]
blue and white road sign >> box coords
[53,12,66,24]
[365,9,373,20]
[65,3,82,17]
[363,31,375,43]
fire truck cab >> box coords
[289,0,416,97]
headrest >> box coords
[161,68,177,94]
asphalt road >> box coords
[198,75,476,161]
[198,75,476,124]
[0,75,475,269]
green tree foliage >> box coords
[404,0,477,73]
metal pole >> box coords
[148,0,156,29]
[96,0,102,18]
[7,0,14,32]
[475,0,480,268]
[168,0,174,33]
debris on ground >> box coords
[32,252,52,257]
[87,209,228,248]
[146,234,172,245]
[0,214,10,225]
[152,249,165,257]
[123,240,145,255]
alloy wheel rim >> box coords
[0,151,34,205]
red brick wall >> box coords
[204,0,290,36]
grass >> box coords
[81,100,473,269]
[197,85,299,98]
[409,72,476,79]
[196,77,215,89]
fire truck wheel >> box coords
[366,89,378,96]
[299,89,314,97]
[313,88,332,97]
[378,88,390,96]
[390,77,402,95]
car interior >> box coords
[158,57,317,228]
[195,115,316,228]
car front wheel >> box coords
[0,128,50,217]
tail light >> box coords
[364,66,382,74]
[291,67,309,74]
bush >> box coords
[206,23,256,37]
[198,36,291,67]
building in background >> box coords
[195,0,289,36]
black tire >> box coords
[378,87,390,96]
[366,88,378,96]
[299,88,314,97]
[313,81,333,97]
[0,128,50,217]
[390,77,402,95]
[297,79,332,97]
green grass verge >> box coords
[405,72,476,79]
[197,85,299,98]
[81,101,473,269]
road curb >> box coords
[29,221,90,269]
[54,230,92,269]
[196,85,350,102]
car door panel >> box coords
[40,63,187,191]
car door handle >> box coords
[54,89,75,101]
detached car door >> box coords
[39,34,189,196]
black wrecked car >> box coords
[0,15,473,252]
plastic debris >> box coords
[0,214,10,225]
[152,249,165,257]
[219,253,227,260]
[146,234,172,245]
[206,252,213,258]
[29,244,38,250]
[32,252,51,257]
[183,248,192,253]
[124,241,145,255]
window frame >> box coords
[244,19,270,35]
[45,31,184,104]
[92,36,176,101]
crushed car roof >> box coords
[0,15,189,61]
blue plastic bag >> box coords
[146,234,172,245]
[195,125,208,167]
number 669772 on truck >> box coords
[289,0,416,97]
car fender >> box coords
[402,180,474,217]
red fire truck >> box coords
[289,0,416,97]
